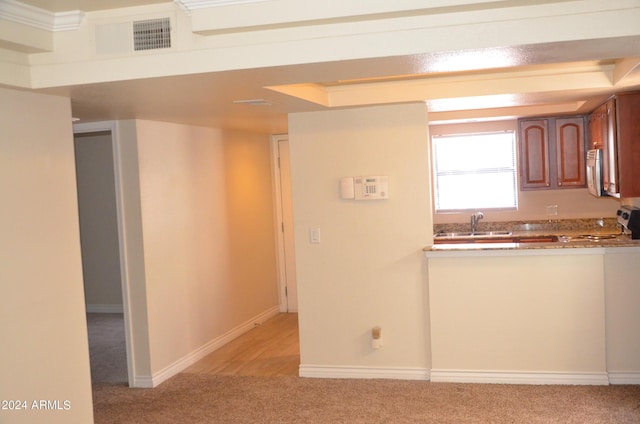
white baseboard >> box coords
[86,304,123,313]
[132,376,154,388]
[148,306,281,387]
[299,365,430,381]
[608,372,640,385]
[430,369,610,385]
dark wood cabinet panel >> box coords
[519,116,586,190]
[519,120,550,189]
[613,93,640,197]
[555,117,586,187]
[588,92,640,198]
[588,102,608,150]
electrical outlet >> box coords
[546,205,558,216]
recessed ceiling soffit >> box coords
[266,59,640,115]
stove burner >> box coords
[559,234,620,242]
[583,234,618,241]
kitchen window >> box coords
[431,131,518,212]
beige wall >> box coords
[0,87,93,423]
[74,132,123,308]
[134,120,278,378]
[115,120,153,381]
[289,104,432,375]
[428,254,606,376]
[430,120,622,224]
[604,251,640,376]
[222,129,280,320]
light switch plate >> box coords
[310,228,321,243]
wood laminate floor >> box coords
[184,312,300,377]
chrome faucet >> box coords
[470,211,484,234]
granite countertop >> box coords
[425,236,640,252]
[426,218,640,252]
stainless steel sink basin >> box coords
[433,232,472,238]
[434,231,512,238]
[472,231,512,236]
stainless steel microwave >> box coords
[586,149,605,197]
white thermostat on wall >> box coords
[341,176,389,200]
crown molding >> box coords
[0,0,83,32]
[175,0,271,13]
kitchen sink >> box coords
[472,231,512,236]
[434,231,512,238]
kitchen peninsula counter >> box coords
[427,216,640,254]
[424,234,640,255]
[424,228,640,386]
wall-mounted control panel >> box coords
[341,176,389,200]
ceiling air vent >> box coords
[133,18,171,51]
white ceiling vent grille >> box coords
[133,18,171,51]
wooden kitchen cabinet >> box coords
[587,101,609,150]
[519,116,586,190]
[588,92,640,197]
[555,117,586,187]
[519,119,549,189]
[588,99,615,194]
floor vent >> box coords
[133,18,171,51]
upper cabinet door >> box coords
[519,120,550,189]
[519,116,587,190]
[588,103,607,150]
[555,117,586,187]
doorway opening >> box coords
[73,122,134,387]
[271,135,298,313]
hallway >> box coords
[183,313,300,377]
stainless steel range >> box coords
[617,205,640,239]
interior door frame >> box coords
[270,134,297,312]
[73,120,134,387]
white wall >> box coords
[74,132,123,309]
[134,120,279,379]
[289,104,432,378]
[0,87,93,423]
[430,120,621,223]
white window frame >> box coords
[431,131,518,213]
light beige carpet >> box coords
[93,374,640,423]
